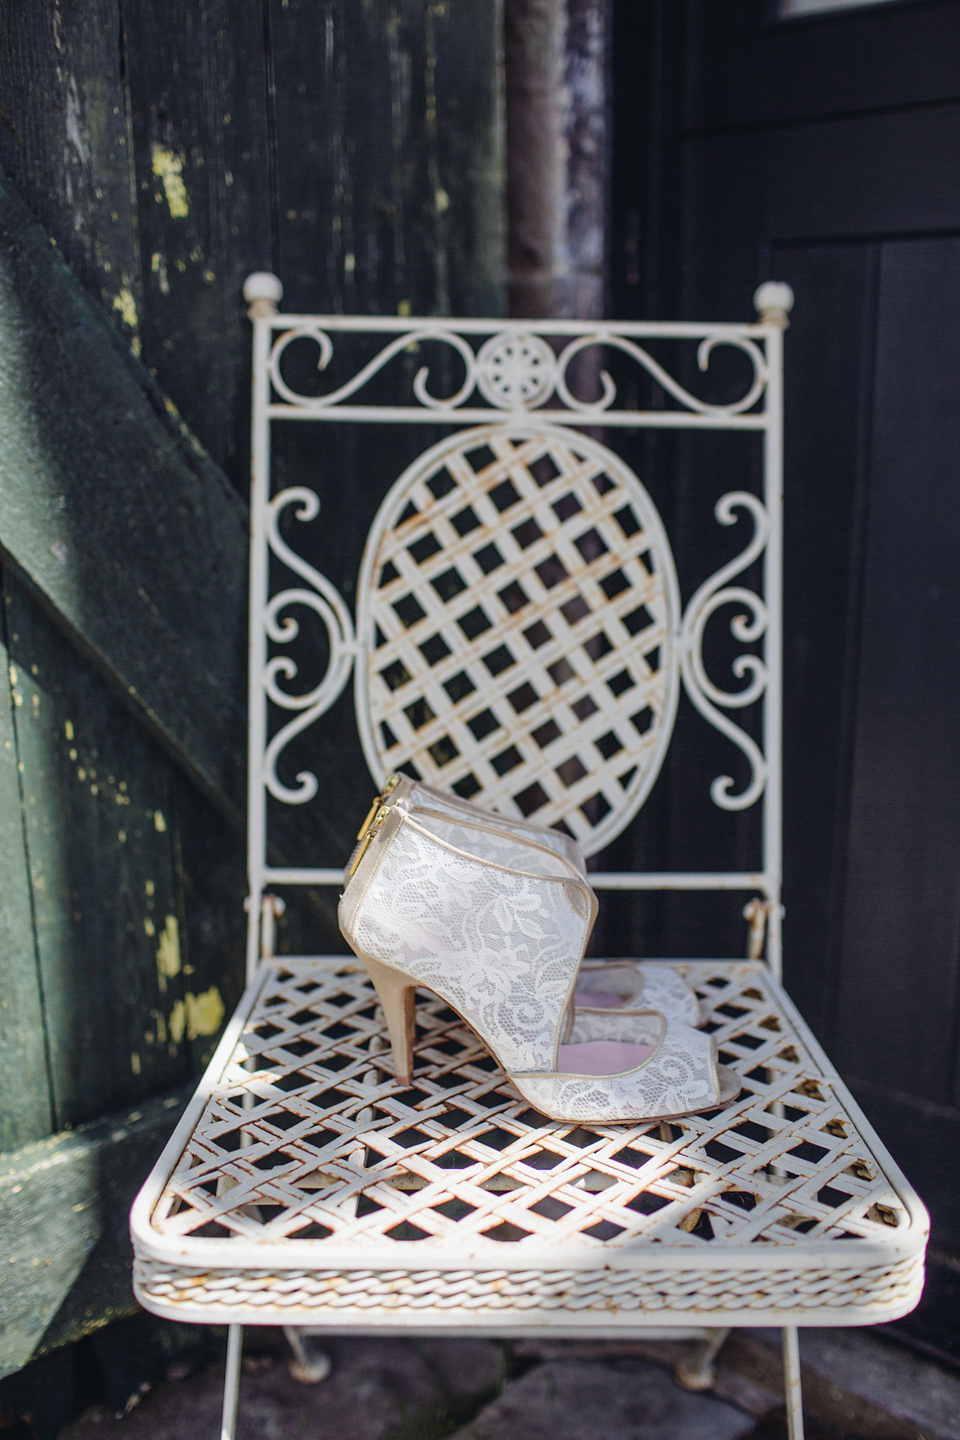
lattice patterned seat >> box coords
[130,281,927,1440]
[134,958,923,1329]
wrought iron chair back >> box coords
[246,284,788,977]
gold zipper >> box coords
[380,772,402,801]
[354,774,402,842]
[348,803,391,876]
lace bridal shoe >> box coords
[339,803,739,1124]
[350,776,705,1030]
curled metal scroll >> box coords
[554,333,768,417]
[269,326,476,411]
[680,492,770,811]
[267,325,769,417]
[262,488,356,805]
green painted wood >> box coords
[4,573,204,1128]
[120,0,273,488]
[0,1086,191,1379]
[268,0,504,317]
[0,174,248,813]
[0,569,53,1151]
[169,771,248,1075]
[0,0,142,338]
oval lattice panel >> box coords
[355,423,680,855]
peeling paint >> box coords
[65,76,91,166]
[144,917,156,938]
[112,286,139,333]
[154,810,167,834]
[168,999,186,1045]
[150,250,171,296]
[64,720,74,741]
[156,914,181,995]
[185,987,225,1038]
[168,986,223,1044]
[151,143,190,218]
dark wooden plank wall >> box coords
[610,0,960,1360]
[0,0,503,1377]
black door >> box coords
[612,0,960,1358]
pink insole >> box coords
[556,1039,655,1075]
[574,990,621,1009]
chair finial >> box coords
[754,281,794,328]
[244,272,283,319]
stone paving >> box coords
[445,1356,753,1440]
[57,1328,960,1440]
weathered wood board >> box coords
[119,0,274,488]
[0,0,506,1384]
[0,177,249,812]
[0,589,53,1152]
[0,1087,192,1377]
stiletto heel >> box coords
[339,804,739,1123]
[363,954,416,1084]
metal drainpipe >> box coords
[504,0,611,321]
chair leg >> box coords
[283,1327,332,1384]
[781,1326,805,1440]
[220,1324,244,1440]
[674,1327,730,1391]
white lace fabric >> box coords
[390,776,587,874]
[410,808,581,880]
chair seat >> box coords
[131,958,926,1334]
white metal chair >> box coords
[130,278,927,1440]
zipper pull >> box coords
[354,774,403,842]
[348,803,391,876]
